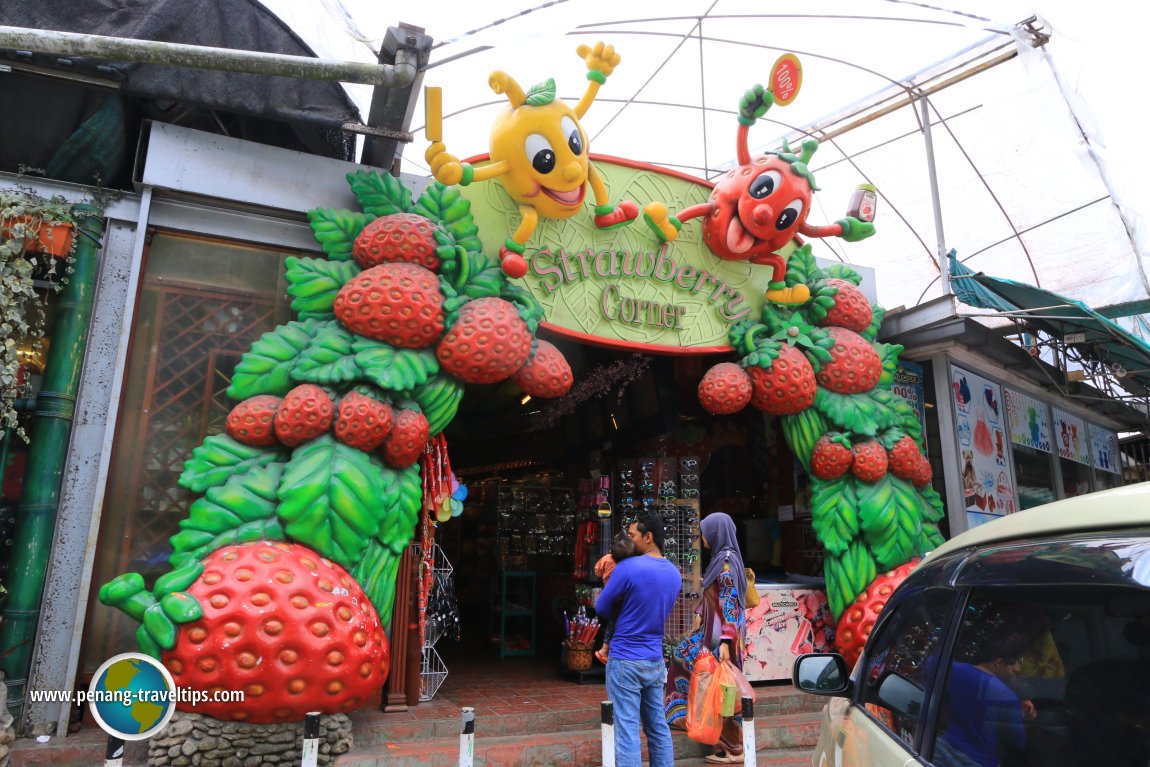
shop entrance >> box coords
[420,334,828,708]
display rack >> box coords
[495,485,576,571]
[613,456,702,641]
[490,570,537,657]
[418,542,456,701]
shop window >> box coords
[83,232,294,675]
[1058,457,1093,499]
[1013,444,1057,510]
[1093,469,1122,491]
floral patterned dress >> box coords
[664,562,747,728]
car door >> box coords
[819,586,958,767]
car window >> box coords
[932,586,1150,767]
[858,587,956,749]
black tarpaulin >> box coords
[1,0,362,162]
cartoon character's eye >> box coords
[562,116,583,156]
[525,134,556,174]
[776,199,803,230]
[749,170,783,199]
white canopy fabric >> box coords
[260,0,1150,326]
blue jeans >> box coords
[606,658,674,767]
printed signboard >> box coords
[892,360,927,448]
[1004,388,1051,453]
[1052,408,1091,464]
[459,156,776,352]
[1088,423,1120,473]
[951,366,1016,519]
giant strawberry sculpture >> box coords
[697,247,945,666]
[100,171,573,721]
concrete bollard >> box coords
[601,700,615,767]
[300,711,320,767]
[741,697,756,767]
[104,734,124,767]
[459,706,475,767]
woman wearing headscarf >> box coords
[664,512,748,763]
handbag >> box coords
[744,567,760,608]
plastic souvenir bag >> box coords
[686,651,723,745]
[714,660,755,717]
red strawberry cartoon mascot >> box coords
[680,89,939,663]
[645,84,874,306]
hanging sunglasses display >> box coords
[612,457,702,639]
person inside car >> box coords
[934,638,1036,767]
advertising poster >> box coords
[1004,388,1051,453]
[744,586,833,681]
[1052,408,1091,464]
[951,366,1016,521]
[1088,423,1121,474]
[892,360,927,449]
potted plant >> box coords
[0,186,79,442]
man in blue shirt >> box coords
[596,511,682,767]
[935,644,1033,767]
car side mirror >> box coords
[876,671,924,716]
[793,653,851,696]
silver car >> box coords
[793,482,1150,767]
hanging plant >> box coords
[0,186,79,442]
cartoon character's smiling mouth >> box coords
[542,185,586,207]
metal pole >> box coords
[919,94,950,296]
[300,712,320,767]
[741,697,757,767]
[0,25,418,87]
[600,700,615,767]
[459,706,475,767]
[103,734,124,767]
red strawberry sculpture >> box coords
[274,384,336,447]
[810,435,853,480]
[353,212,441,271]
[334,391,394,451]
[814,327,882,394]
[834,559,920,668]
[850,440,888,483]
[711,249,945,659]
[746,345,817,415]
[102,541,388,722]
[334,263,446,348]
[382,409,431,469]
[697,362,753,415]
[100,171,574,723]
[514,339,574,398]
[817,278,872,333]
[886,436,922,482]
[225,395,281,447]
[436,297,533,384]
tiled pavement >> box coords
[10,652,821,766]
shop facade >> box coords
[6,122,1145,746]
[881,299,1136,540]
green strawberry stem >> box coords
[153,562,204,597]
[136,625,163,660]
[160,591,204,624]
[98,573,157,622]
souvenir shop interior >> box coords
[421,331,838,696]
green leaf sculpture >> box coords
[276,435,395,569]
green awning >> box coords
[949,253,1150,392]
